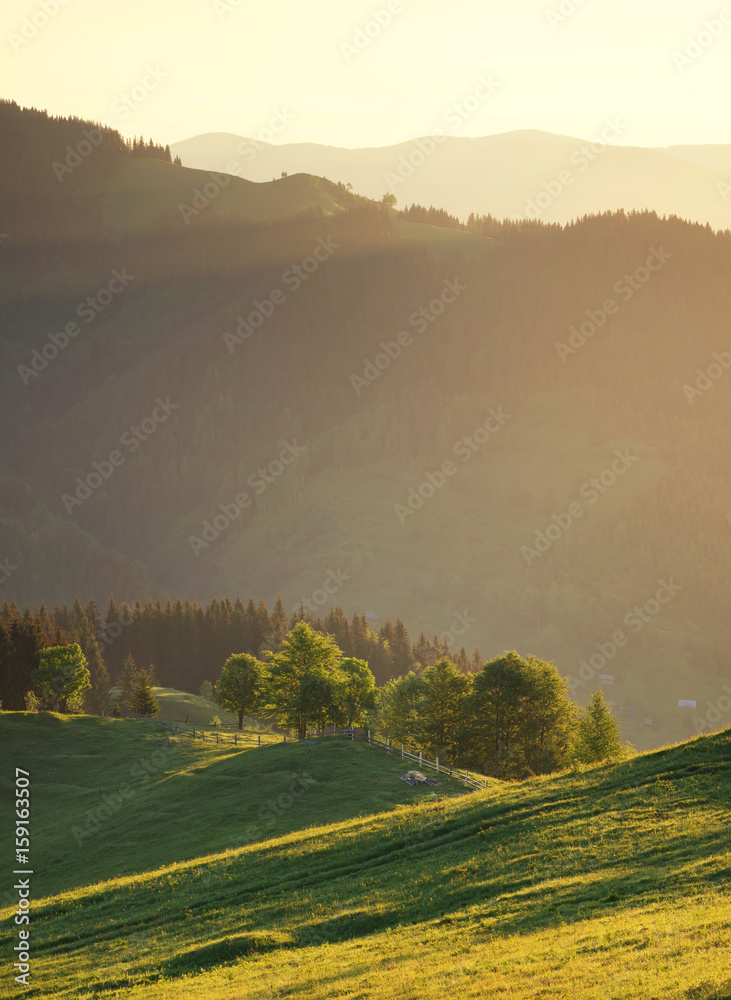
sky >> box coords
[2,0,730,149]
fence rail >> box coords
[331,728,490,790]
[121,711,489,789]
[121,707,284,747]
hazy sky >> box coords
[2,0,730,148]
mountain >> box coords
[4,100,731,747]
[171,129,731,230]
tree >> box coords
[216,653,263,729]
[262,622,343,738]
[131,672,159,717]
[570,691,627,765]
[335,657,376,727]
[518,655,578,775]
[418,658,471,761]
[376,670,424,748]
[199,680,214,701]
[467,651,526,778]
[119,654,139,706]
[84,636,111,715]
[32,644,90,713]
[382,192,397,207]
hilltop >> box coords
[1,713,729,998]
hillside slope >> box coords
[171,129,731,229]
[2,719,729,999]
[0,713,474,899]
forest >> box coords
[2,100,731,745]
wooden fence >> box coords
[121,707,284,747]
[331,727,491,791]
[121,711,489,790]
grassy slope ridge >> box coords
[97,160,354,233]
[0,713,473,899]
[1,714,729,999]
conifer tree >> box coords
[570,691,627,765]
[131,672,159,717]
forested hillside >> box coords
[2,101,731,745]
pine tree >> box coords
[84,637,111,715]
[119,654,139,706]
[570,691,627,765]
[131,672,159,717]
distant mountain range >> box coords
[171,129,731,229]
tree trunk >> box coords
[238,708,244,730]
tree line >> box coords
[0,594,482,710]
[211,622,626,777]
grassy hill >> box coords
[1,714,729,998]
[0,713,475,899]
[96,160,354,234]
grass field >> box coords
[1,713,730,998]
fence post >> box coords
[216,732,219,745]
[175,723,178,735]
[436,756,439,771]
[234,733,237,746]
[450,763,453,776]
[387,738,390,748]
[368,729,371,744]
[193,728,195,739]
[401,744,404,759]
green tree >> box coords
[216,653,263,729]
[131,672,159,717]
[376,670,424,748]
[119,654,139,706]
[263,622,342,738]
[199,680,214,701]
[84,637,111,715]
[32,643,90,713]
[467,651,526,778]
[335,657,377,728]
[519,655,578,775]
[418,658,471,761]
[570,690,627,765]
[382,192,397,207]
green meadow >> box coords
[1,712,730,998]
